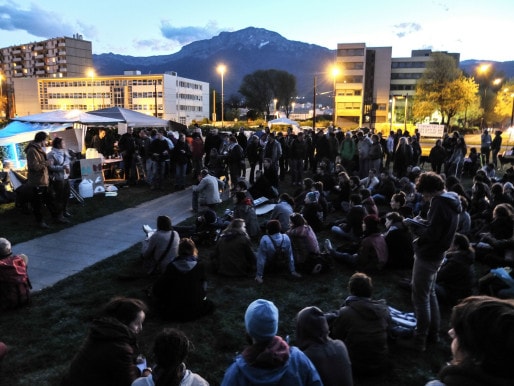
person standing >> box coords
[118,127,137,185]
[171,133,192,190]
[148,129,170,190]
[48,137,72,219]
[402,172,461,352]
[480,128,492,165]
[289,131,307,186]
[25,131,65,228]
[491,130,503,170]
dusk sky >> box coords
[0,0,512,61]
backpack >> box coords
[267,235,289,272]
[0,255,32,311]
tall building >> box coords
[0,35,93,117]
[13,71,210,125]
[334,43,460,131]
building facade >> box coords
[13,71,210,125]
[334,43,460,131]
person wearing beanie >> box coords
[296,306,353,386]
[0,237,30,311]
[221,299,323,386]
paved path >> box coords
[14,188,194,292]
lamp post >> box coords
[87,69,96,110]
[217,64,226,127]
[332,66,340,125]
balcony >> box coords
[36,70,46,75]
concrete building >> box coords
[13,71,210,126]
[1,35,92,118]
[334,43,460,131]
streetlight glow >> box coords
[217,64,226,127]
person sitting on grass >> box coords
[152,238,214,322]
[383,212,414,269]
[330,193,367,242]
[296,306,353,386]
[325,214,388,273]
[211,218,256,278]
[326,272,392,377]
[0,237,30,311]
[233,191,260,239]
[61,297,148,386]
[131,328,208,386]
[141,215,179,276]
[255,220,301,284]
[425,296,514,386]
[220,299,323,386]
[435,233,476,307]
[287,213,325,274]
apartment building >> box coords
[334,43,460,130]
[13,71,210,125]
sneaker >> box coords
[38,221,50,229]
[311,264,323,274]
[291,271,302,278]
[142,224,153,235]
[54,217,70,224]
[63,211,72,218]
[324,239,333,253]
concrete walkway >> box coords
[14,188,194,292]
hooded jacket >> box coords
[212,231,256,277]
[330,296,391,375]
[416,191,462,259]
[60,317,140,386]
[221,336,322,386]
[296,307,353,386]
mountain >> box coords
[93,27,336,103]
[93,27,514,103]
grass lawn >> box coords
[0,170,490,386]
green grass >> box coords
[0,171,488,386]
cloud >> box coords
[160,21,223,44]
[132,38,182,54]
[0,1,95,38]
[393,22,422,38]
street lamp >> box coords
[217,64,226,127]
[87,68,96,110]
[332,66,340,125]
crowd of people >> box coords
[2,124,514,385]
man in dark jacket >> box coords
[328,272,392,376]
[403,172,461,351]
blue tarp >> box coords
[0,121,71,146]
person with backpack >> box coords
[0,237,31,311]
[255,220,301,284]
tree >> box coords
[494,80,514,127]
[239,69,296,118]
[414,53,478,126]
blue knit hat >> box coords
[244,299,279,342]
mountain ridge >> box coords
[92,27,514,102]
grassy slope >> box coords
[0,172,486,386]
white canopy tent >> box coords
[1,110,122,168]
[268,117,302,134]
[89,107,169,128]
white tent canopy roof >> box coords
[88,107,169,128]
[12,109,122,125]
[267,117,300,127]
[0,121,70,146]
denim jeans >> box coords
[411,253,444,337]
[175,163,187,187]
